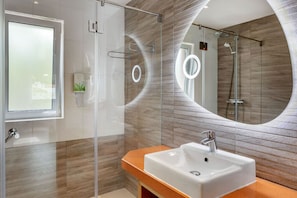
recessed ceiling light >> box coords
[204,5,209,9]
[33,1,39,5]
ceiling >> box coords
[195,0,274,29]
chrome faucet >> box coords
[201,130,217,152]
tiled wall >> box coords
[6,135,125,198]
[4,0,297,197]
[124,2,162,151]
[5,0,96,146]
[129,0,297,191]
[5,0,126,147]
[4,1,127,197]
[5,0,163,197]
[123,1,163,195]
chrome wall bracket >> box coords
[88,20,103,34]
[157,14,163,23]
[88,20,98,33]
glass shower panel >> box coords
[123,7,162,150]
[218,36,262,124]
[96,2,162,195]
[4,0,98,197]
[236,37,262,124]
[1,0,5,197]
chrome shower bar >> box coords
[193,23,263,46]
[97,0,163,23]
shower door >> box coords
[96,1,162,196]
[3,0,99,197]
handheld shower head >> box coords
[224,42,230,48]
[224,42,236,54]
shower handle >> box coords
[5,128,20,143]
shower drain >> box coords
[189,170,201,176]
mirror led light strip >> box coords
[183,54,201,79]
[132,65,142,83]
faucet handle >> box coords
[201,130,216,139]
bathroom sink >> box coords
[144,142,255,198]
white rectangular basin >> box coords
[144,142,255,198]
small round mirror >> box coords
[183,55,201,80]
[175,43,202,100]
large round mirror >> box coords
[175,0,292,124]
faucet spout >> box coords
[200,130,217,152]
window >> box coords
[5,11,64,121]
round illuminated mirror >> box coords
[175,0,292,124]
[183,54,201,80]
[132,64,142,83]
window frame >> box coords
[5,11,64,122]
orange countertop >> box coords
[121,146,297,198]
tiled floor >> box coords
[98,188,136,198]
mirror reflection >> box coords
[176,46,202,99]
[124,36,147,105]
[175,0,292,124]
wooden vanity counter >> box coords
[122,146,297,198]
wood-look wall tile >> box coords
[218,14,292,124]
[6,135,125,197]
[6,143,67,198]
[127,0,297,192]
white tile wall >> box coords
[5,1,125,147]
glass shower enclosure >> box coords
[0,0,162,197]
[95,1,162,196]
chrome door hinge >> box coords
[88,20,103,34]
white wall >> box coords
[96,4,125,137]
[4,0,125,147]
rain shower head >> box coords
[224,42,236,54]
